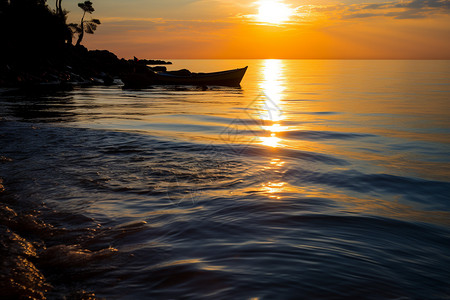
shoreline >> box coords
[0,44,171,89]
[0,120,116,299]
[0,183,107,299]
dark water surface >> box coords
[1,60,450,299]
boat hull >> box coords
[122,66,247,88]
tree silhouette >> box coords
[1,0,71,61]
[70,1,100,47]
[55,0,63,17]
[53,0,72,45]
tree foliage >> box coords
[0,0,72,62]
[71,1,101,46]
[1,0,102,67]
[78,0,95,14]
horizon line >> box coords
[128,57,450,61]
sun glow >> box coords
[256,0,294,25]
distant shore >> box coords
[0,44,171,89]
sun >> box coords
[257,0,294,25]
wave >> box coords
[283,130,376,140]
[285,168,450,209]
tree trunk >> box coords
[58,0,62,16]
[75,12,86,46]
[75,23,84,46]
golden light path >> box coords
[258,59,289,199]
[258,59,287,148]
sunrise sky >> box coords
[60,0,450,59]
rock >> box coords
[150,66,167,72]
[0,226,51,300]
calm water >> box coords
[1,60,450,299]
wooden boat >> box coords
[122,66,247,88]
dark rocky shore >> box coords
[1,0,173,90]
[0,173,105,299]
[1,149,122,299]
[0,181,53,300]
[0,44,170,89]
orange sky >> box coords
[61,0,450,59]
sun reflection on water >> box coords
[261,181,286,199]
[260,134,282,148]
[256,60,290,198]
[261,59,285,105]
[261,158,287,200]
[256,59,287,148]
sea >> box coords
[1,59,449,299]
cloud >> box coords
[395,0,450,9]
[86,17,236,56]
[361,3,390,9]
[342,13,380,19]
[347,0,449,19]
[302,0,450,20]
